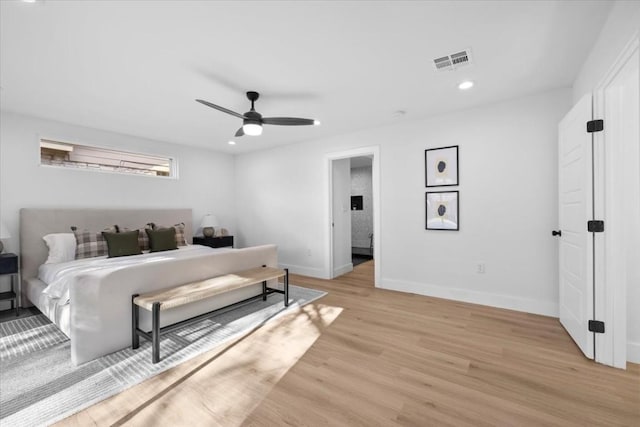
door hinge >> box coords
[588,320,605,333]
[586,119,604,133]
[587,220,604,233]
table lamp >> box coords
[200,214,219,237]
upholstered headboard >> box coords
[19,208,193,283]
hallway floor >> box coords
[352,246,373,266]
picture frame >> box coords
[425,145,459,187]
[425,191,459,230]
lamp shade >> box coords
[200,214,219,229]
[0,222,10,239]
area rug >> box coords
[0,285,326,427]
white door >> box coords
[331,158,353,278]
[558,94,594,359]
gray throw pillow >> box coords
[152,223,187,246]
[118,223,154,251]
[102,230,142,258]
[146,227,178,252]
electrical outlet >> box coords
[477,263,485,274]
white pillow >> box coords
[43,233,77,264]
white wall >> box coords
[572,0,640,101]
[0,111,236,307]
[236,89,572,316]
[351,166,373,248]
[571,0,640,363]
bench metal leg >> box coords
[12,275,19,317]
[152,302,161,363]
[261,264,267,301]
[132,294,140,349]
[284,268,289,307]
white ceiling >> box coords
[0,1,612,154]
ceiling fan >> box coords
[196,91,320,137]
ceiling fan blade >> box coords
[196,99,246,120]
[235,127,245,137]
[262,117,317,126]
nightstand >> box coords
[0,253,19,316]
[193,236,234,249]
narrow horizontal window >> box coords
[40,139,175,178]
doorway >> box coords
[327,146,380,285]
[350,156,374,266]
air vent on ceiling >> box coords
[433,48,473,72]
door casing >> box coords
[326,146,381,285]
[593,34,639,368]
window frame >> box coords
[38,136,179,180]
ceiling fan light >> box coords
[243,122,262,136]
[313,120,321,126]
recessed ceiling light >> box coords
[22,0,38,3]
[228,141,236,145]
[458,80,474,90]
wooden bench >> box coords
[132,265,289,363]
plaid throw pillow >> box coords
[137,223,155,251]
[71,225,118,259]
[174,222,186,246]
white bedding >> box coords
[38,245,230,305]
[31,243,277,365]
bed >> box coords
[20,208,278,365]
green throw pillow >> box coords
[146,227,178,252]
[102,230,142,258]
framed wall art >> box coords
[425,190,459,230]
[425,145,458,187]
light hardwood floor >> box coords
[59,261,640,426]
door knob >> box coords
[552,230,562,237]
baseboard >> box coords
[628,341,640,364]
[333,263,353,278]
[278,263,326,279]
[379,278,558,317]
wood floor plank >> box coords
[57,260,640,426]
[244,261,640,427]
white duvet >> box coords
[39,245,229,305]
[34,243,277,366]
